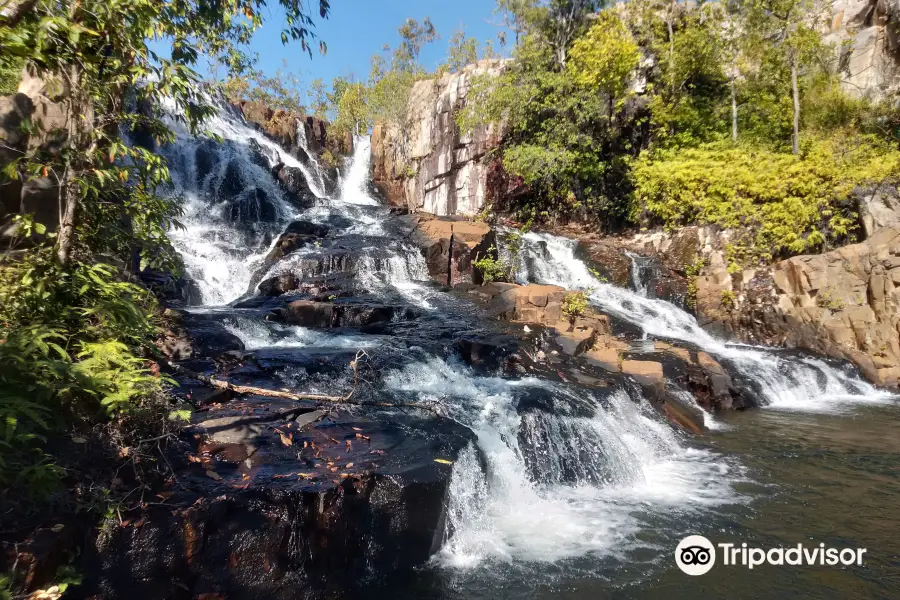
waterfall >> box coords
[158,96,892,582]
[385,357,744,567]
[625,250,655,298]
[515,231,895,412]
[339,135,379,206]
[158,95,305,305]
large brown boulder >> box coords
[400,213,495,286]
[2,68,74,236]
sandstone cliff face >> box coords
[827,0,900,98]
[370,59,507,216]
[230,99,353,160]
[696,227,900,388]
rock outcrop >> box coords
[397,213,495,286]
[370,60,507,216]
[455,281,749,424]
[230,99,353,197]
[1,68,73,235]
[827,0,900,99]
[230,99,353,160]
[696,226,900,387]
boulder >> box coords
[276,300,336,328]
[399,213,495,285]
[276,165,316,208]
[83,407,472,600]
[274,300,419,328]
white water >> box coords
[516,231,894,412]
[159,95,314,305]
[385,357,743,567]
[223,315,381,350]
[160,95,441,309]
[339,136,379,206]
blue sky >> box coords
[243,0,509,88]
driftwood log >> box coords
[165,351,443,414]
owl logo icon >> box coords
[675,535,716,575]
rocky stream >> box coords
[73,97,900,599]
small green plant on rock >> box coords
[816,288,845,312]
[474,246,510,283]
[588,267,610,283]
[684,256,707,310]
[562,291,589,320]
[720,289,737,311]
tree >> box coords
[397,17,439,65]
[445,28,480,73]
[0,0,332,265]
[307,77,331,120]
[568,11,640,119]
[533,0,600,68]
[741,0,830,153]
[334,80,370,135]
[366,17,439,126]
[493,0,538,48]
[222,60,306,113]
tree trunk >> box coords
[667,0,676,89]
[731,75,738,144]
[56,65,82,266]
[56,169,78,264]
[791,53,800,155]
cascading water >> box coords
[159,95,308,305]
[385,357,744,568]
[339,135,379,206]
[157,96,898,594]
[160,102,747,579]
[625,250,655,298]
[515,231,895,412]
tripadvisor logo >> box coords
[675,535,867,576]
[676,535,716,576]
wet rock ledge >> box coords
[82,393,472,599]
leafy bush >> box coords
[562,291,589,319]
[630,135,900,263]
[0,251,172,494]
[474,247,511,283]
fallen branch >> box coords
[166,360,347,403]
[164,351,446,416]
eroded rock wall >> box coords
[827,0,900,98]
[696,227,900,387]
[370,59,507,216]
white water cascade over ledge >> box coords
[515,231,897,413]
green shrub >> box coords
[474,248,510,284]
[0,251,172,494]
[630,135,900,264]
[816,287,845,312]
[562,291,589,319]
[720,289,736,311]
